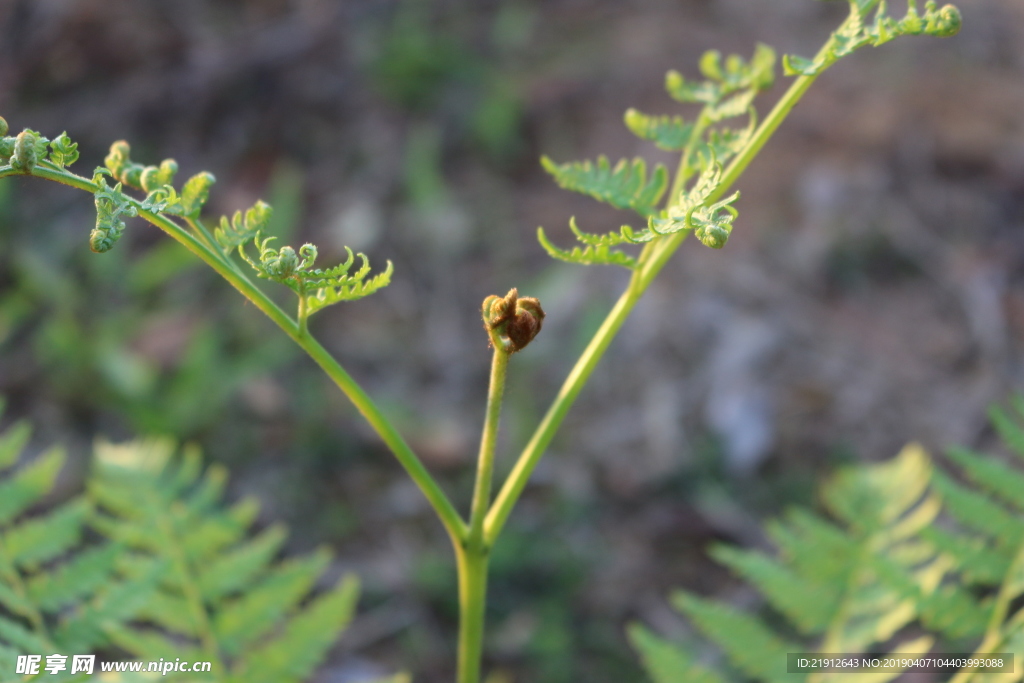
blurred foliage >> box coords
[370,0,533,164]
[0,163,304,444]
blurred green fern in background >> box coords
[631,399,1024,683]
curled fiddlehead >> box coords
[88,172,138,253]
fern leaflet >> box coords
[540,155,668,218]
[537,217,638,270]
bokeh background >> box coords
[0,0,1022,681]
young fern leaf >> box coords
[104,141,179,194]
[180,172,217,218]
[665,43,776,116]
[783,0,962,77]
[537,217,638,270]
[633,444,941,683]
[238,237,393,321]
[0,402,143,676]
[215,202,273,251]
[299,247,395,317]
[540,155,668,218]
[632,157,741,249]
[48,132,79,168]
[88,439,360,683]
[88,174,139,253]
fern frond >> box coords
[666,44,775,108]
[636,444,943,683]
[541,155,668,218]
[238,238,393,320]
[783,1,961,77]
[48,132,79,168]
[88,175,139,253]
[537,218,638,269]
[637,159,741,249]
[301,249,394,317]
[88,439,359,681]
[215,201,273,251]
[180,172,217,217]
[897,399,1024,650]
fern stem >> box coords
[2,164,469,544]
[469,348,509,547]
[297,293,310,337]
[455,542,489,683]
[456,348,511,681]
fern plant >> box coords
[629,400,1024,683]
[630,444,940,683]
[0,0,964,681]
[0,404,361,682]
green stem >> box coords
[469,349,510,546]
[4,164,468,544]
[455,542,489,683]
[484,41,832,546]
[297,294,310,337]
[455,343,510,682]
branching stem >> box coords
[0,164,468,544]
[484,37,831,544]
